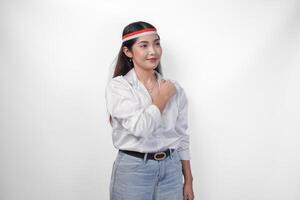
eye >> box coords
[140,44,147,48]
[156,42,160,46]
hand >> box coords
[150,79,176,113]
[159,79,176,99]
[183,183,194,200]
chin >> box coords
[150,63,159,69]
[139,63,159,71]
[142,65,156,71]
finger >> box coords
[185,194,192,200]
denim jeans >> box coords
[109,149,183,200]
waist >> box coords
[119,148,175,161]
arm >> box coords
[105,77,162,138]
[174,85,194,199]
[174,86,191,160]
[182,160,194,200]
[176,90,193,180]
[182,160,193,185]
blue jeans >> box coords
[110,149,183,200]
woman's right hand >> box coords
[159,79,176,100]
[151,79,176,113]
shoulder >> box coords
[105,75,135,99]
[106,75,131,90]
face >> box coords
[124,34,162,71]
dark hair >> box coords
[109,21,163,124]
[112,21,163,78]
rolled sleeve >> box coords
[178,148,191,160]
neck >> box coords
[134,67,156,84]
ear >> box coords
[123,46,133,58]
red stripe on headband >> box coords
[122,28,157,40]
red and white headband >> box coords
[122,28,157,42]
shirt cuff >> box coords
[177,148,191,160]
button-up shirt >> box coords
[105,68,190,160]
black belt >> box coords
[120,149,175,161]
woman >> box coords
[105,21,194,200]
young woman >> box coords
[105,21,194,200]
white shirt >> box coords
[105,68,191,160]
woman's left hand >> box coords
[183,183,194,200]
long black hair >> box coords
[112,21,163,78]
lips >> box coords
[147,58,157,61]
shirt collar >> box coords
[124,68,163,87]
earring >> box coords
[129,58,132,62]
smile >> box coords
[147,58,157,61]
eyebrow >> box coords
[137,38,160,44]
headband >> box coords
[122,28,157,42]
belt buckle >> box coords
[154,152,166,161]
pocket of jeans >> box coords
[117,153,144,172]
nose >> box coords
[148,45,156,55]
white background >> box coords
[1,0,300,199]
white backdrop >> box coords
[1,0,300,199]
